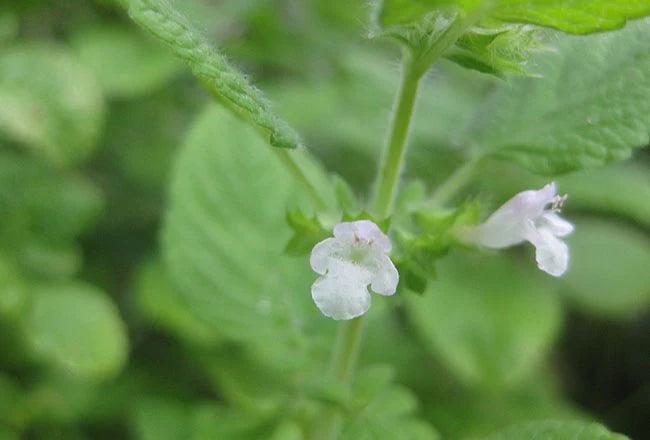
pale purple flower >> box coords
[460,182,573,276]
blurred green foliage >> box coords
[0,0,649,439]
[0,44,104,166]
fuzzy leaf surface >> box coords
[469,21,650,174]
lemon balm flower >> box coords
[310,220,398,320]
[460,182,573,277]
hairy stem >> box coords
[319,52,424,440]
[373,54,422,218]
[319,11,485,438]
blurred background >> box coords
[0,0,649,439]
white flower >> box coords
[310,220,399,320]
[460,182,574,277]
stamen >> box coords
[551,194,568,211]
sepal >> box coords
[394,200,482,293]
[447,25,543,77]
[284,209,329,257]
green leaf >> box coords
[394,180,427,217]
[163,104,333,367]
[349,364,397,407]
[25,283,129,380]
[132,397,282,440]
[19,242,81,280]
[374,1,650,75]
[376,0,650,34]
[425,378,583,439]
[103,89,189,189]
[189,404,274,440]
[562,219,650,319]
[0,43,104,165]
[341,366,439,440]
[0,428,18,440]
[557,164,650,231]
[469,21,650,174]
[361,304,438,395]
[394,202,481,293]
[447,25,541,77]
[375,0,443,28]
[0,255,26,321]
[0,372,25,431]
[492,1,650,34]
[126,0,302,149]
[377,1,541,76]
[70,24,183,98]
[0,151,103,278]
[198,345,291,414]
[133,397,190,440]
[0,11,18,43]
[332,174,361,214]
[269,421,303,440]
[406,252,562,387]
[284,209,329,257]
[133,259,222,347]
[25,372,104,425]
[483,420,629,440]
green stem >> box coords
[373,53,422,218]
[317,317,366,440]
[319,52,424,440]
[330,317,366,384]
[319,12,485,439]
[428,157,481,207]
[372,7,484,217]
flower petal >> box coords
[311,261,372,320]
[310,237,339,275]
[334,220,391,251]
[484,182,557,229]
[462,221,527,249]
[359,221,392,252]
[538,212,574,237]
[369,254,399,296]
[460,183,562,249]
[523,220,569,277]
